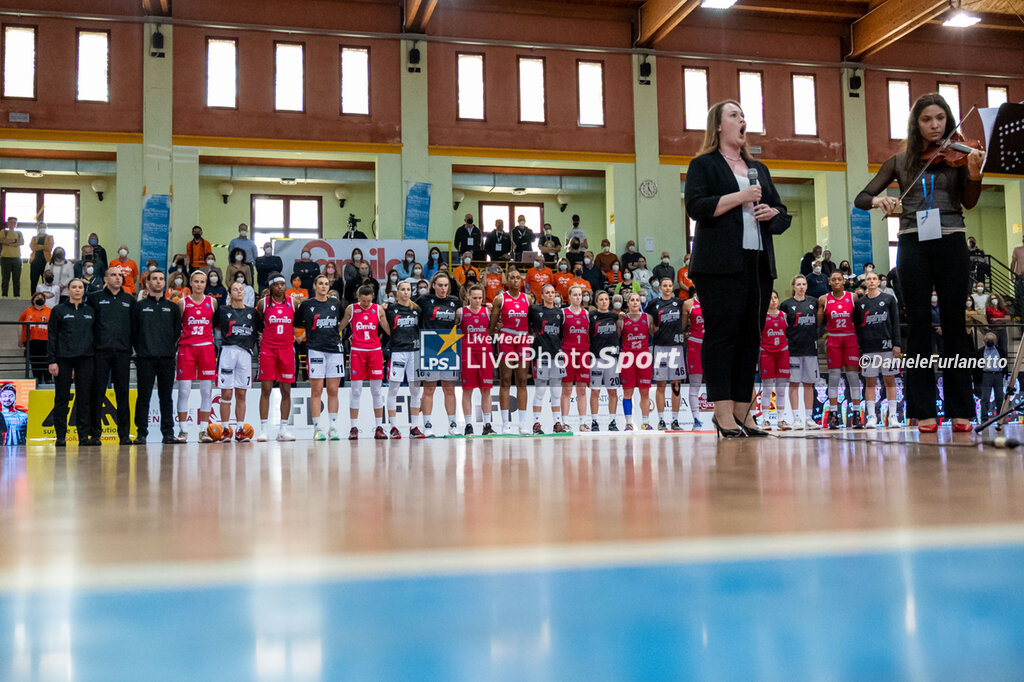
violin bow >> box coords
[895,105,980,207]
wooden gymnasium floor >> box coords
[1,426,1024,680]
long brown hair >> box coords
[696,99,754,160]
[902,93,957,184]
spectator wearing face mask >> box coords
[633,256,655,298]
[611,293,624,313]
[651,251,675,283]
[75,245,97,279]
[856,262,877,285]
[198,252,223,285]
[605,261,623,290]
[344,261,381,306]
[538,223,562,266]
[484,219,512,262]
[484,263,505,304]
[44,248,75,301]
[965,296,987,349]
[35,270,61,308]
[580,251,604,293]
[229,223,258,272]
[526,257,554,300]
[344,247,365,284]
[166,270,190,305]
[878,275,897,301]
[233,271,256,307]
[206,270,228,307]
[322,261,340,287]
[404,261,426,287]
[799,245,822,276]
[454,214,485,262]
[383,268,402,301]
[452,251,479,286]
[975,332,1006,422]
[613,268,642,297]
[837,260,856,290]
[571,264,592,297]
[109,245,139,295]
[511,215,536,261]
[20,293,51,383]
[397,249,417,279]
[970,281,989,312]
[565,237,584,272]
[225,247,251,286]
[805,260,829,299]
[620,240,642,272]
[85,233,108,274]
[186,225,212,272]
[293,249,321,292]
[138,259,161,294]
[986,293,1009,356]
[83,261,104,295]
[595,239,618,273]
[676,254,693,299]
[565,214,588,250]
[931,292,942,355]
[967,236,989,284]
[553,258,575,300]
[255,242,283,293]
[425,247,447,279]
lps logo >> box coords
[419,327,462,371]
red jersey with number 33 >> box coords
[180,295,214,346]
[263,297,295,348]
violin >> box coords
[923,132,984,167]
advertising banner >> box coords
[404,182,431,241]
[139,194,171,273]
[0,379,34,445]
[272,239,429,282]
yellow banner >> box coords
[27,389,138,443]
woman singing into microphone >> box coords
[855,93,983,433]
[684,100,792,438]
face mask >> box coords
[627,245,635,253]
[543,229,551,235]
[554,297,562,306]
[986,340,995,348]
[976,286,984,293]
[85,267,94,276]
[209,276,219,284]
[559,264,568,271]
[148,264,157,272]
[841,266,850,273]
[387,296,395,304]
[991,299,998,306]
[603,246,610,253]
[301,252,311,260]
[465,218,473,224]
[37,228,45,235]
[463,258,471,265]
[584,258,592,266]
[518,220,526,226]
[612,264,620,272]
[583,296,590,303]
[406,256,413,263]
[235,254,243,262]
[571,242,580,249]
[353,254,362,262]
[813,267,822,275]
[662,258,670,264]
[33,298,44,306]
[264,248,272,256]
[880,282,887,289]
[931,296,938,304]
[534,261,542,269]
[623,274,632,281]
[239,232,248,239]
[89,238,98,246]
[413,268,422,276]
[206,258,214,266]
[44,275,54,284]
[865,267,873,273]
[431,253,439,260]
[574,270,583,277]
[327,267,335,274]
[193,234,202,241]
[236,277,245,284]
[613,301,622,310]
[419,288,429,296]
[293,281,301,289]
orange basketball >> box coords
[235,423,254,442]
[207,423,224,442]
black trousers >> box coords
[90,349,131,440]
[53,356,93,441]
[692,250,773,403]
[897,232,973,419]
[29,255,46,293]
[27,339,49,384]
[1,257,22,297]
[135,356,176,439]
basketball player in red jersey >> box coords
[759,291,791,431]
[458,284,495,435]
[256,272,306,442]
[817,270,863,429]
[340,284,391,439]
[175,270,217,442]
[618,292,656,431]
[560,285,591,431]
[489,268,532,434]
[680,293,705,430]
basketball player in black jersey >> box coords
[215,281,262,441]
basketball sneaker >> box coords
[410,426,427,439]
[464,424,474,436]
[313,427,327,442]
[374,426,388,440]
[220,426,234,442]
[349,427,359,440]
[199,431,214,444]
[591,419,600,432]
[671,419,681,430]
[657,419,667,430]
[533,422,544,435]
[276,429,296,442]
[624,423,635,431]
[390,426,402,439]
[608,420,619,431]
[865,415,878,429]
[482,423,496,435]
[328,427,341,441]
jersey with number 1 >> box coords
[262,297,295,348]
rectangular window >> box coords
[206,38,237,108]
[251,195,322,248]
[76,30,109,102]
[938,82,961,123]
[792,74,817,136]
[577,60,604,127]
[987,85,1008,109]
[738,71,764,134]
[888,80,910,140]
[518,57,546,123]
[2,25,36,99]
[340,46,369,115]
[457,53,484,120]
[274,42,304,112]
[478,202,544,236]
[0,189,79,260]
[683,67,708,130]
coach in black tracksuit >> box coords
[132,270,181,444]
[47,279,95,446]
[87,268,135,444]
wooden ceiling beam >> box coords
[405,0,438,33]
[731,1,867,20]
[637,0,701,46]
[848,0,947,59]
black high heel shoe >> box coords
[736,417,769,438]
[711,415,745,439]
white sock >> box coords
[260,419,268,432]
[519,409,529,426]
[199,420,208,433]
[413,414,423,428]
[867,400,875,418]
[329,412,338,427]
[483,411,491,424]
[534,411,542,424]
[795,406,805,422]
[672,411,679,422]
[500,410,509,426]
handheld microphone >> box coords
[747,168,760,204]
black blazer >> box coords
[684,152,792,280]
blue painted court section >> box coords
[2,544,1024,681]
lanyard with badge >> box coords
[916,174,941,241]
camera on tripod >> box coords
[347,213,361,228]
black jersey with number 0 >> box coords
[589,311,620,356]
[215,304,261,354]
[296,298,342,353]
[779,296,819,357]
[530,304,563,356]
[646,297,684,346]
[416,294,460,330]
[386,303,421,352]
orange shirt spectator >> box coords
[676,265,693,299]
[605,266,623,289]
[553,271,575,300]
[526,264,554,299]
[453,263,480,286]
[109,247,139,295]
[186,226,213,270]
[484,272,504,304]
[19,304,50,344]
[286,285,309,341]
[570,277,592,294]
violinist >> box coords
[855,93,984,434]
